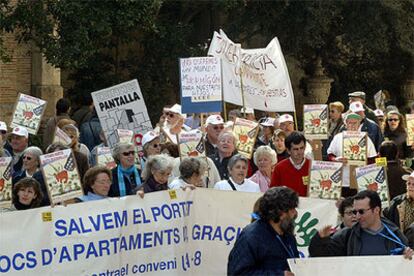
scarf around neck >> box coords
[117,165,142,197]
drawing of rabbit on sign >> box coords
[11,93,47,135]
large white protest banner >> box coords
[0,190,336,275]
[288,256,413,276]
[92,79,153,147]
[208,30,295,112]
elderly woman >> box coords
[210,131,237,180]
[77,166,112,202]
[7,178,43,211]
[169,157,207,190]
[248,146,277,192]
[214,154,260,192]
[257,118,275,146]
[271,129,289,163]
[141,154,174,193]
[384,110,412,160]
[109,142,142,197]
[141,131,161,170]
[12,146,43,184]
[62,124,90,160]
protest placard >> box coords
[356,163,390,208]
[288,256,413,276]
[308,160,342,200]
[92,79,152,147]
[406,114,414,145]
[116,129,134,144]
[208,30,295,112]
[303,104,328,140]
[342,131,367,166]
[177,129,205,159]
[232,118,259,159]
[40,149,83,204]
[180,57,222,113]
[0,157,12,208]
[0,190,336,275]
[52,127,72,146]
[10,93,47,135]
[96,147,116,169]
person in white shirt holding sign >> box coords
[214,154,260,193]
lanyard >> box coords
[377,223,406,249]
[276,235,296,259]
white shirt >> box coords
[169,178,188,190]
[327,132,377,187]
[214,177,260,193]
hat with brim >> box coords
[402,171,414,181]
[142,131,160,147]
[205,115,224,126]
[279,114,294,124]
[260,118,275,127]
[348,91,366,100]
[11,126,29,138]
[241,107,254,114]
[166,104,187,118]
[345,113,362,121]
[374,109,384,117]
[349,102,365,113]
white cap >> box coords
[205,115,224,126]
[279,114,294,124]
[260,117,275,127]
[11,126,29,138]
[241,107,254,114]
[349,102,364,113]
[0,121,7,132]
[402,171,414,181]
[142,131,159,147]
[374,109,384,117]
[166,104,187,118]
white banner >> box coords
[208,30,295,112]
[288,256,413,276]
[92,79,153,147]
[0,190,336,275]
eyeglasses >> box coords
[122,151,135,156]
[344,210,355,216]
[166,113,175,118]
[213,126,224,130]
[151,143,160,148]
[23,156,32,161]
[352,208,373,215]
[387,118,399,122]
[0,130,6,135]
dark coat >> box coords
[228,219,299,276]
[108,166,141,197]
[384,129,412,159]
[142,176,168,193]
[383,194,414,232]
[361,117,384,152]
[309,218,408,257]
[385,161,412,200]
[79,112,102,151]
[209,151,234,180]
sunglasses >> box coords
[122,151,135,156]
[213,126,224,130]
[23,156,32,161]
[0,130,6,135]
[387,118,399,122]
[352,208,373,215]
[151,143,160,148]
[166,113,175,118]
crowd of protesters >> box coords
[1,91,414,275]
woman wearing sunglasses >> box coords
[141,131,161,170]
[12,146,43,185]
[108,142,143,197]
[383,110,412,160]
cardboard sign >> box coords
[303,104,328,140]
[116,129,134,144]
[342,131,367,166]
[10,93,47,135]
[96,147,116,169]
[208,30,295,112]
[232,118,259,159]
[406,114,414,145]
[180,57,222,113]
[356,163,390,208]
[92,79,153,147]
[177,129,206,159]
[308,160,343,200]
[40,149,83,204]
[0,157,12,208]
[52,127,72,146]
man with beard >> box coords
[228,187,299,276]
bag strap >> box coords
[227,179,237,191]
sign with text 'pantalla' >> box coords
[208,30,295,112]
[0,190,336,275]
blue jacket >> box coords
[80,114,102,151]
[360,117,383,152]
[228,219,299,275]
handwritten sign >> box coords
[178,129,206,159]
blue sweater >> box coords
[228,219,299,275]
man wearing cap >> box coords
[0,121,11,156]
[204,115,224,156]
[349,101,384,152]
[162,104,191,144]
[384,171,414,238]
[327,113,378,197]
[241,107,256,121]
[279,114,313,159]
[348,91,377,123]
[374,109,385,133]
[256,118,275,147]
[9,126,29,174]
